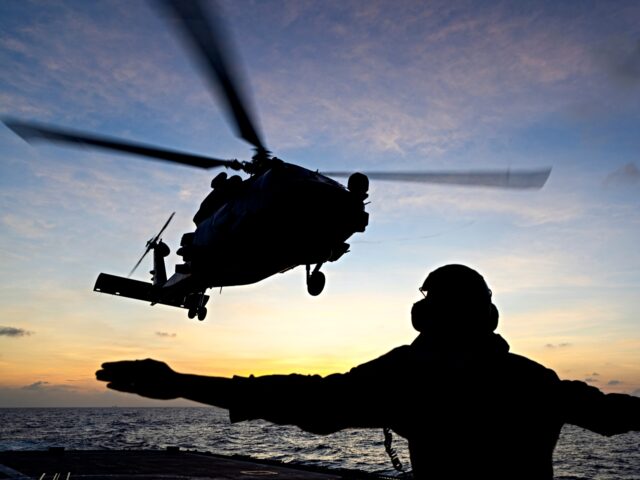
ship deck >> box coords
[0,449,389,480]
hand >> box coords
[96,359,182,400]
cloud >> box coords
[607,380,623,386]
[232,0,634,158]
[155,331,176,338]
[21,381,49,390]
[0,36,30,55]
[596,37,640,88]
[0,326,33,337]
[372,185,584,230]
[545,343,571,348]
[584,377,599,383]
[632,389,640,397]
[2,214,56,239]
[21,380,75,392]
[603,163,640,188]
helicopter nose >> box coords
[347,172,369,200]
[301,181,368,234]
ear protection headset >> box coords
[411,264,499,334]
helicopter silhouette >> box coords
[3,0,551,321]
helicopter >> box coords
[3,0,551,321]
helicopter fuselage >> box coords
[181,161,368,289]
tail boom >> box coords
[93,273,209,310]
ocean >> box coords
[1,407,639,479]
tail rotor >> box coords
[129,212,175,278]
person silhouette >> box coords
[96,264,640,479]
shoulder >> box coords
[347,345,413,376]
[558,379,605,401]
[503,352,561,383]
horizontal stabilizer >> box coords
[94,273,207,309]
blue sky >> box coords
[0,0,639,406]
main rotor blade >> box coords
[322,168,552,190]
[159,0,267,153]
[4,119,241,170]
[129,212,175,278]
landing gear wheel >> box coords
[197,306,207,321]
[307,271,326,296]
[187,308,197,319]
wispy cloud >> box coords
[20,380,75,392]
[0,1,222,145]
[3,0,639,165]
[21,380,49,390]
[0,36,30,55]
[2,213,55,239]
[0,326,33,337]
[595,37,640,89]
[155,331,176,338]
[545,343,571,349]
[239,0,639,159]
[378,186,585,226]
[604,163,640,188]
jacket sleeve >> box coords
[228,346,411,434]
[560,380,640,436]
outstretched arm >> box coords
[95,358,392,433]
[96,358,387,433]
[96,347,411,434]
[96,359,233,408]
[561,380,640,436]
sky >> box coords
[0,0,639,407]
